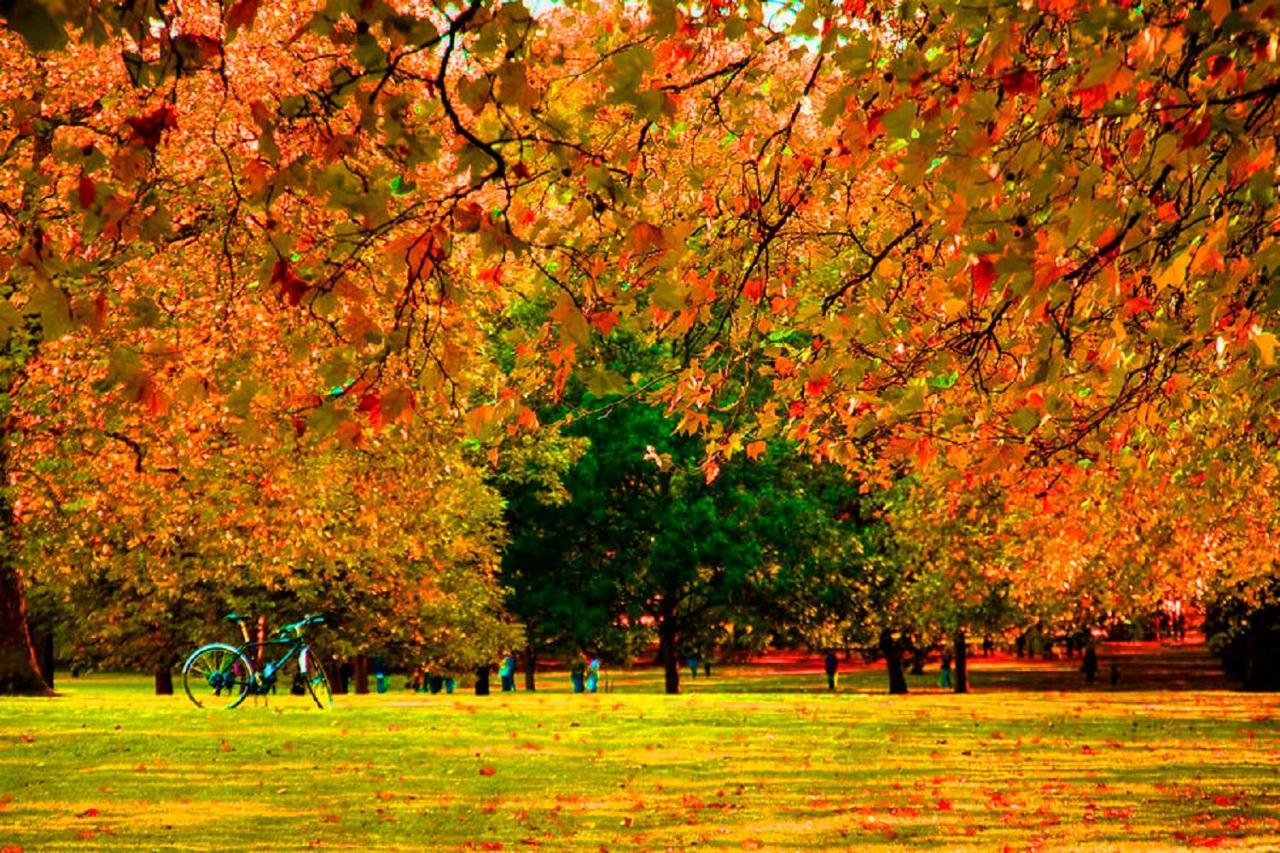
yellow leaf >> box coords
[1253,331,1277,366]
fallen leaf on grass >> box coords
[76,808,99,818]
[479,767,496,776]
[1175,833,1227,847]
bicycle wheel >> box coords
[300,646,333,709]
[183,643,254,710]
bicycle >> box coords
[182,614,333,710]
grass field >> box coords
[1,643,1278,850]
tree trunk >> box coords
[330,657,350,694]
[523,645,536,692]
[29,615,55,691]
[879,629,908,695]
[0,430,50,696]
[1242,615,1279,691]
[953,628,968,694]
[0,561,51,696]
[909,649,925,675]
[657,615,680,695]
[154,664,174,695]
[354,655,370,694]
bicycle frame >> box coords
[230,620,309,694]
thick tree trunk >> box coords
[354,655,370,694]
[523,645,536,692]
[953,629,968,694]
[657,615,680,695]
[29,615,55,691]
[880,629,908,695]
[0,431,50,696]
[154,665,174,695]
[0,562,51,696]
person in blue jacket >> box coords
[499,655,517,692]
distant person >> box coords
[982,636,993,657]
[499,655,516,692]
[703,657,712,678]
[1109,661,1119,687]
[428,673,444,694]
[586,657,600,693]
[939,652,952,689]
[1082,645,1098,685]
[1015,633,1026,658]
[444,675,455,694]
[687,651,700,680]
[475,664,490,696]
[824,652,838,691]
[570,657,586,693]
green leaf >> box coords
[1010,406,1040,435]
[28,282,72,339]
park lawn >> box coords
[1,657,1278,851]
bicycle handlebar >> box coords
[276,614,325,637]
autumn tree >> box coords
[5,0,1280,695]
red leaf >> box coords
[126,106,178,151]
[1179,116,1212,150]
[478,766,497,776]
[271,259,309,307]
[480,844,503,851]
[936,799,953,811]
[77,174,96,208]
[1124,296,1154,317]
[76,808,99,818]
[970,259,996,303]
[589,310,619,336]
[805,374,831,398]
[1075,84,1108,114]
[742,278,765,301]
[358,392,383,428]
[1001,67,1039,97]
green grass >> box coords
[2,646,1278,850]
